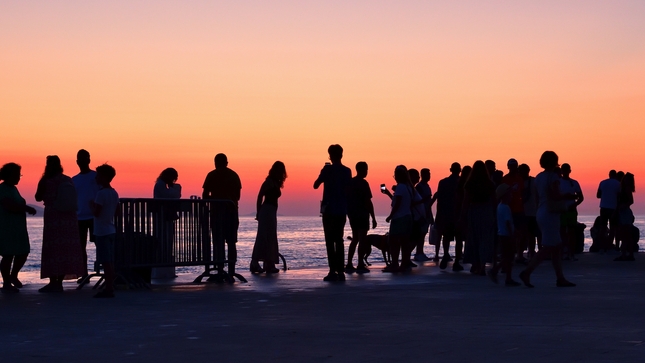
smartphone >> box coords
[380,184,386,192]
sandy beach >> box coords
[3,252,644,363]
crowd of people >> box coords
[0,146,639,295]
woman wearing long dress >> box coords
[250,161,287,274]
[519,151,575,287]
[462,161,496,275]
[152,168,182,278]
[0,163,37,293]
[35,155,86,292]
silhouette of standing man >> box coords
[72,149,99,282]
[314,145,352,282]
[203,153,242,277]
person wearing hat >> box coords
[488,183,521,286]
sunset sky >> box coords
[2,1,644,216]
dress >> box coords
[251,181,281,264]
[40,175,86,279]
[0,183,30,256]
[463,203,496,264]
[535,171,561,247]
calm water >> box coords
[23,215,645,276]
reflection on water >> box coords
[24,215,644,276]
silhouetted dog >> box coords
[347,233,391,266]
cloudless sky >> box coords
[2,1,644,215]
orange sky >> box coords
[1,1,644,215]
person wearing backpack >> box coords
[35,155,85,292]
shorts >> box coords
[78,219,96,243]
[95,234,116,264]
[348,214,370,231]
[560,210,578,228]
[389,215,412,237]
[512,213,526,230]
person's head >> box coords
[158,168,178,185]
[621,172,635,193]
[268,161,287,188]
[561,163,571,178]
[394,165,411,185]
[76,149,90,170]
[420,168,430,182]
[539,151,559,170]
[214,153,228,169]
[518,163,531,179]
[95,164,116,186]
[485,160,496,175]
[507,158,518,173]
[609,170,617,179]
[496,183,512,203]
[328,144,343,163]
[450,162,461,175]
[459,165,472,182]
[408,168,420,185]
[468,160,489,181]
[617,171,625,181]
[43,155,63,178]
[0,163,21,186]
[355,161,368,179]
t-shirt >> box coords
[154,180,182,199]
[391,183,413,220]
[72,170,99,221]
[560,177,581,209]
[316,163,352,216]
[502,172,525,214]
[347,177,372,218]
[497,202,514,236]
[435,174,459,224]
[94,187,119,237]
[523,177,538,217]
[416,182,433,220]
[202,168,242,205]
[598,178,621,209]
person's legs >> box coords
[322,214,336,275]
[332,215,346,276]
[10,254,28,287]
[346,226,360,269]
[94,234,116,297]
[1,255,14,289]
[78,219,91,278]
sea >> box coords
[22,215,645,277]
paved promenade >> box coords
[2,253,644,362]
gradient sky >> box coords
[2,1,644,216]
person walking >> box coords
[519,151,576,288]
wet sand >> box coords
[3,252,645,362]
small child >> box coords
[90,164,119,298]
[489,184,521,286]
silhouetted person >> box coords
[89,164,119,298]
[452,165,471,271]
[72,149,99,282]
[433,162,461,269]
[614,173,636,261]
[345,161,376,273]
[203,153,242,277]
[35,155,85,292]
[559,163,584,260]
[502,158,527,264]
[250,161,287,274]
[462,160,496,276]
[314,145,352,282]
[519,163,540,257]
[154,168,182,198]
[488,184,521,286]
[519,151,575,288]
[381,165,415,272]
[153,167,181,279]
[0,163,37,293]
[407,168,427,268]
[597,170,621,251]
[413,168,434,262]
